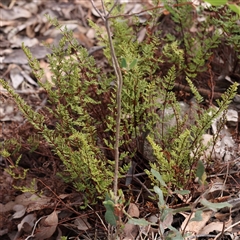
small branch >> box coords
[174,83,223,99]
[133,177,155,197]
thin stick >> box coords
[90,0,123,201]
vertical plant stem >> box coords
[90,0,122,201]
[105,7,122,201]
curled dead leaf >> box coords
[74,217,91,231]
[34,211,58,240]
[128,203,140,218]
[12,204,26,219]
[17,213,36,233]
[123,203,140,239]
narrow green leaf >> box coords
[128,218,150,226]
[200,198,232,211]
[196,160,205,184]
[129,59,138,69]
[120,57,127,68]
[103,200,117,226]
[167,226,185,240]
[204,0,227,6]
[174,190,190,195]
[154,186,164,206]
[151,168,167,187]
[190,210,202,222]
[228,4,240,15]
[105,210,117,226]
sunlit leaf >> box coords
[228,4,240,15]
[174,190,190,195]
[129,59,138,69]
[120,57,127,68]
[204,0,227,6]
[200,198,232,211]
[190,210,202,222]
[154,186,164,206]
[103,200,117,226]
[151,169,167,187]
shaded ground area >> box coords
[1,0,240,239]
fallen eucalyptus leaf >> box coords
[74,217,91,231]
[34,211,58,240]
[12,204,26,219]
[127,203,139,218]
[17,213,36,232]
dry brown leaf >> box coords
[137,28,146,43]
[0,229,8,237]
[162,212,173,229]
[127,203,140,218]
[74,217,91,231]
[3,45,51,64]
[73,31,93,48]
[20,70,38,86]
[181,210,213,234]
[0,20,16,27]
[39,60,53,84]
[17,213,36,233]
[9,35,39,47]
[10,65,24,89]
[123,203,140,239]
[0,7,32,20]
[123,223,139,240]
[12,204,26,219]
[86,28,96,39]
[0,201,15,213]
[75,0,95,8]
[0,98,23,122]
[215,212,230,221]
[200,216,232,235]
[23,2,39,14]
[199,221,224,234]
[14,193,52,213]
[148,214,158,224]
[34,211,58,240]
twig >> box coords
[90,0,123,201]
[174,83,223,99]
[216,221,225,240]
[88,204,108,232]
[133,177,155,197]
[90,0,105,21]
[181,196,203,236]
[78,4,88,28]
[88,46,105,56]
[106,1,119,18]
[38,179,83,216]
[187,234,218,240]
